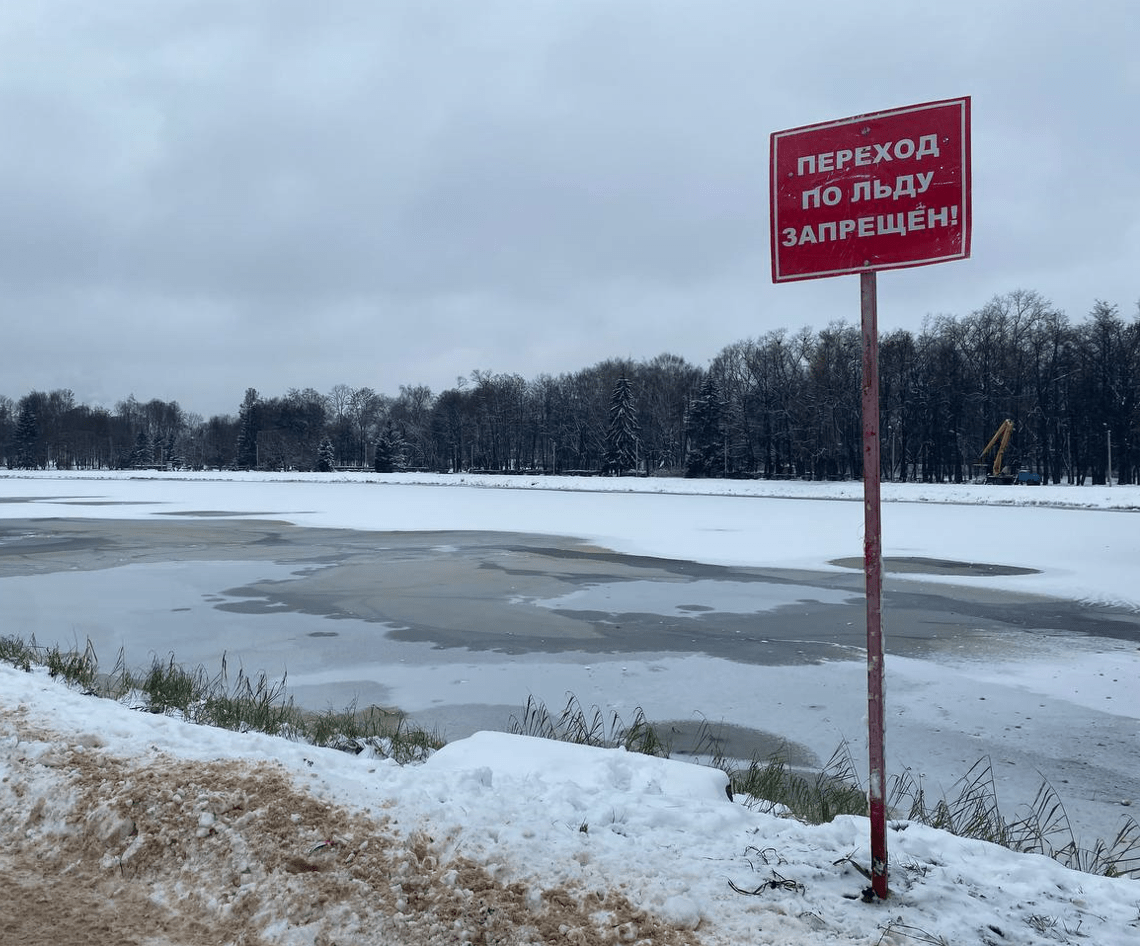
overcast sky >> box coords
[2,1,1137,418]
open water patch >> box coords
[831,556,1038,577]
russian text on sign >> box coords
[780,206,961,247]
[850,172,934,202]
[796,135,941,176]
[801,185,843,209]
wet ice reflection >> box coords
[531,579,854,617]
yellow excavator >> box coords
[979,419,1017,484]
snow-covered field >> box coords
[2,471,1139,945]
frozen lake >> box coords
[1,472,1139,844]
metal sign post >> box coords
[861,269,887,899]
[770,97,971,900]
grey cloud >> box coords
[1,1,1137,418]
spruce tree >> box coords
[14,403,39,470]
[373,434,394,473]
[130,430,152,468]
[374,420,406,473]
[317,438,335,472]
[684,375,725,477]
[605,376,640,475]
[235,388,261,469]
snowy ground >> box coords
[2,470,1139,945]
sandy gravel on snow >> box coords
[0,706,697,946]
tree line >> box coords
[2,291,1137,485]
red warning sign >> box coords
[770,97,971,282]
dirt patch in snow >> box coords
[1,708,700,946]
